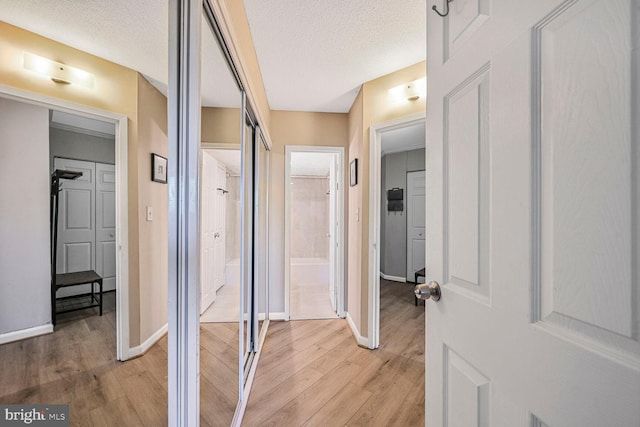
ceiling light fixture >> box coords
[389,77,427,103]
[23,52,94,88]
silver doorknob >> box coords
[414,281,441,302]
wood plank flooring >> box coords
[242,279,425,426]
[0,292,238,426]
[0,279,424,426]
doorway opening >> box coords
[285,146,345,320]
[49,110,117,345]
[0,86,130,360]
[368,113,425,349]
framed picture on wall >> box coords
[152,153,168,184]
[350,159,358,187]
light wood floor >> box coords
[242,279,425,426]
[0,279,424,426]
[0,292,238,426]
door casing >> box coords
[284,145,346,320]
[368,112,426,349]
[0,84,130,361]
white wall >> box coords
[0,97,51,334]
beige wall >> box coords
[347,61,426,338]
[268,111,348,313]
[201,107,242,144]
[347,91,364,332]
[137,74,169,343]
[0,20,168,348]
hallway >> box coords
[242,278,424,426]
[0,279,424,426]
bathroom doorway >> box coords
[285,146,345,320]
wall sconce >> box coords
[23,52,94,88]
[389,77,427,103]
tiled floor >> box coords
[290,280,338,320]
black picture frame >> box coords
[350,159,358,187]
[151,153,168,184]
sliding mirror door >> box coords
[254,128,270,344]
[199,8,242,425]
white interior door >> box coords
[425,0,640,426]
[406,170,425,282]
[200,150,218,314]
[214,162,226,292]
[55,158,95,297]
[96,163,116,292]
[328,155,337,311]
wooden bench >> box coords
[52,270,103,325]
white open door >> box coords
[200,150,223,314]
[425,0,640,426]
[329,154,337,311]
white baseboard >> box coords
[129,323,168,358]
[346,312,368,347]
[0,324,53,345]
[380,273,406,283]
[269,312,287,321]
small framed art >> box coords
[350,159,358,187]
[151,153,168,184]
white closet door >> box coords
[54,157,95,297]
[406,170,425,281]
[96,163,116,292]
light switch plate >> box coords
[146,206,153,222]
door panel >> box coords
[444,66,490,303]
[55,158,95,297]
[444,346,490,427]
[96,163,116,291]
[426,0,640,426]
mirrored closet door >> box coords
[199,1,271,423]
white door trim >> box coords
[284,145,346,320]
[368,112,426,349]
[0,84,130,361]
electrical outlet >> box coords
[146,206,153,222]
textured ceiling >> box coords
[243,0,426,112]
[0,0,425,112]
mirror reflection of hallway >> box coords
[199,148,242,323]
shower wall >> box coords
[290,176,330,259]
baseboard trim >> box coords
[346,312,368,347]
[129,323,168,358]
[269,312,287,321]
[380,273,406,283]
[0,324,53,345]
